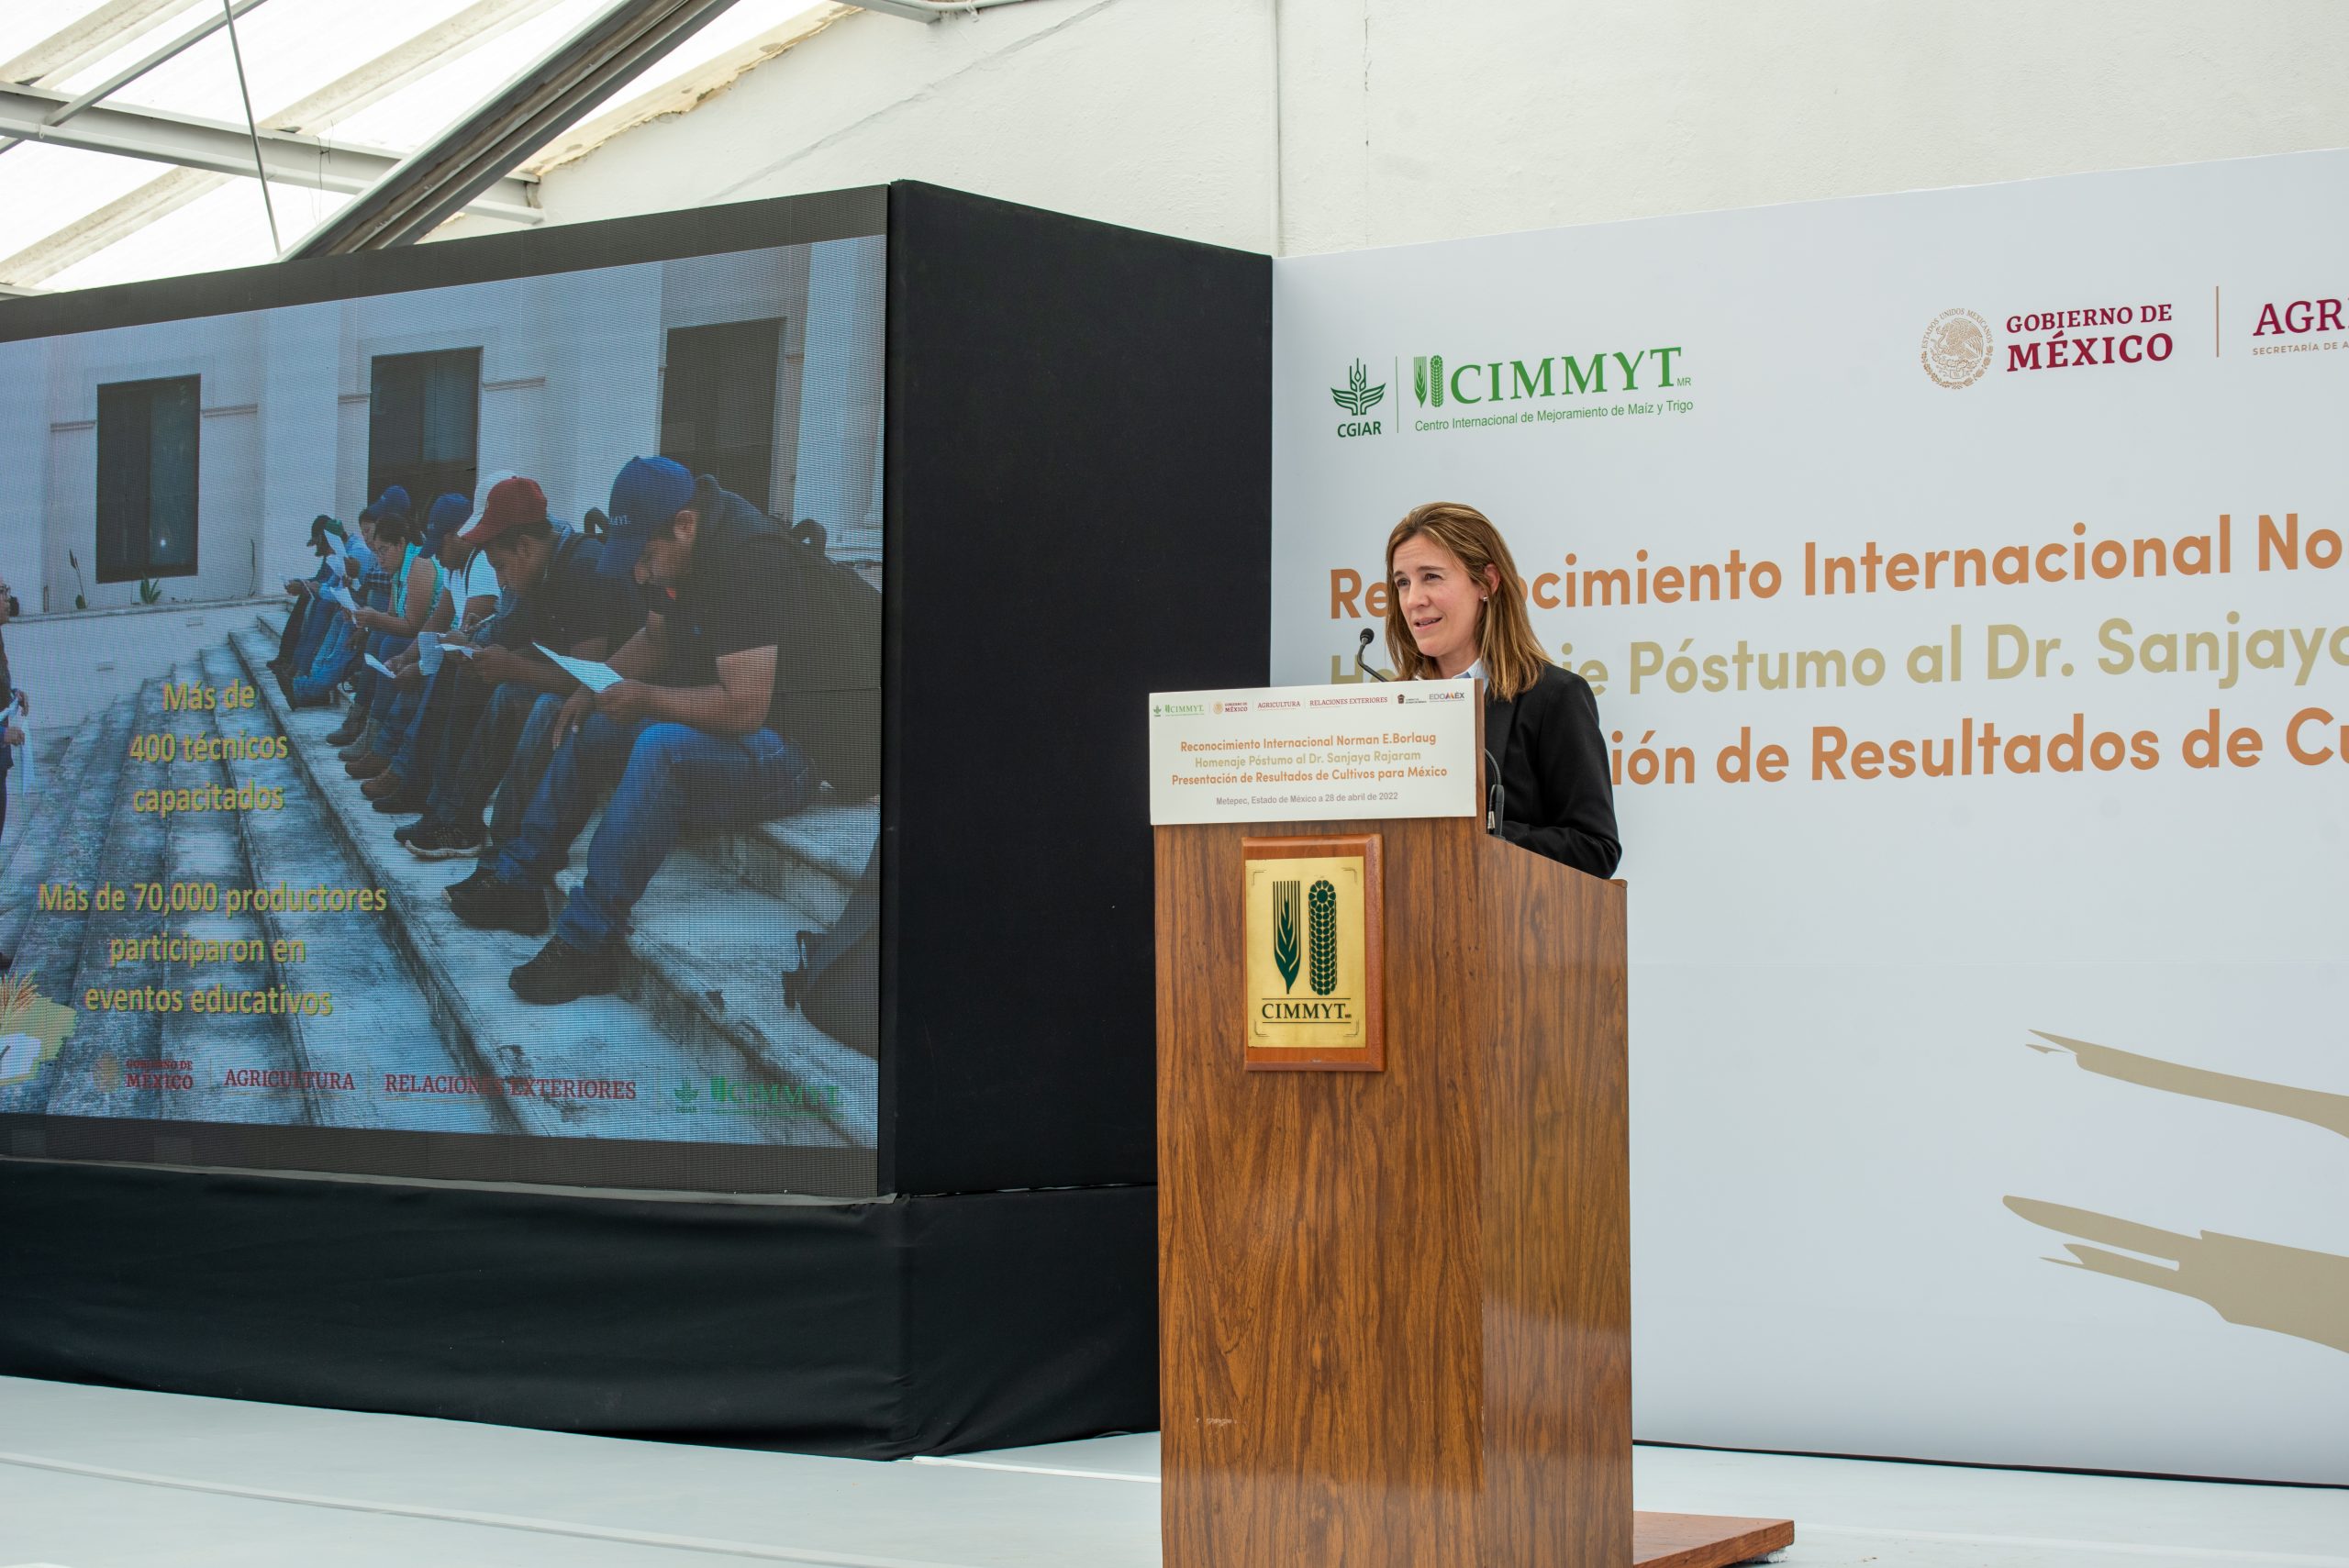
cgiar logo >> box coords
[1330,359,1386,438]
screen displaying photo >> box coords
[0,229,885,1195]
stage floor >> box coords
[0,1376,2336,1567]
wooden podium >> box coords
[1155,799,1790,1568]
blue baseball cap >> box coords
[374,484,412,519]
[597,456,697,578]
[423,493,473,552]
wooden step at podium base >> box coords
[1633,1511,1795,1568]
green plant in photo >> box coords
[68,549,86,610]
[138,578,162,605]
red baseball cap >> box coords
[455,476,548,546]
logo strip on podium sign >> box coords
[1240,834,1385,1072]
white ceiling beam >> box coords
[262,0,579,136]
[0,82,540,220]
[288,0,747,256]
[0,0,572,286]
[47,0,273,127]
[0,0,274,161]
[837,0,1041,19]
[0,0,206,88]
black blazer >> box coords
[1485,663,1620,878]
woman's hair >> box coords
[1382,502,1552,701]
[370,506,422,547]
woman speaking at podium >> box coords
[1383,503,1620,878]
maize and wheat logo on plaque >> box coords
[1241,836,1385,1072]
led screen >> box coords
[0,228,885,1195]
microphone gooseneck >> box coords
[1354,628,1388,683]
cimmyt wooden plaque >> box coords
[1239,834,1384,1072]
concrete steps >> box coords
[34,678,176,1117]
[698,805,870,927]
[143,659,312,1128]
[194,645,502,1136]
[0,698,130,955]
[0,728,85,892]
[228,621,874,1150]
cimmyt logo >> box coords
[1268,877,1339,998]
[1921,307,1993,389]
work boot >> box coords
[373,783,431,815]
[326,711,367,748]
[406,819,485,859]
[345,751,392,780]
[509,937,618,1006]
[447,870,548,937]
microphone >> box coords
[1484,748,1507,837]
[1354,628,1388,683]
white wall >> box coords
[2,598,281,730]
[522,0,2349,259]
[0,239,880,671]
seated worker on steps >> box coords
[397,477,641,860]
[449,456,869,1006]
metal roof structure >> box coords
[0,0,1028,294]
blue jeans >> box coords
[488,691,565,849]
[386,666,449,784]
[292,614,360,702]
[361,635,418,752]
[426,680,540,829]
[351,631,408,717]
[495,716,814,949]
[281,596,332,673]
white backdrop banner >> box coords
[1271,150,2349,1484]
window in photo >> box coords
[370,348,483,510]
[662,317,785,515]
[95,375,200,582]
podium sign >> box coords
[1146,682,1482,827]
[1241,834,1384,1071]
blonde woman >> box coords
[1384,502,1620,877]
